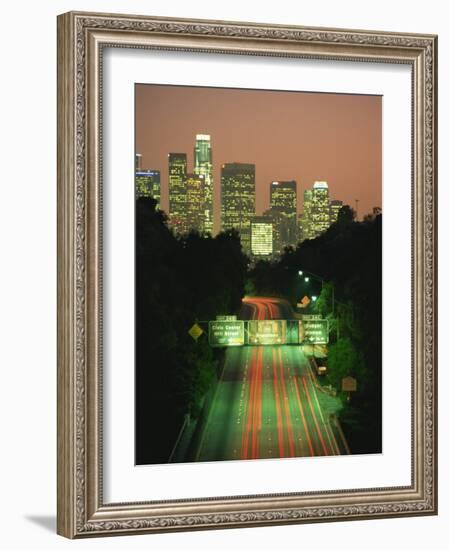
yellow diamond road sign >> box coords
[297,295,311,308]
[188,323,204,341]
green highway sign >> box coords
[299,319,329,344]
[206,319,326,347]
[209,320,244,347]
[248,320,287,345]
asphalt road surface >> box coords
[180,297,346,462]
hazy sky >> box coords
[136,84,382,232]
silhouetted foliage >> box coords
[135,198,248,464]
[336,204,356,226]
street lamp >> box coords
[298,269,334,316]
[311,295,317,302]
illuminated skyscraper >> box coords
[251,216,273,258]
[194,134,213,234]
[270,181,297,214]
[221,163,256,255]
[270,180,298,251]
[311,181,330,235]
[263,208,283,257]
[168,153,187,234]
[329,199,343,224]
[135,153,143,171]
[299,182,335,242]
[185,174,206,233]
[135,169,161,206]
[300,189,314,241]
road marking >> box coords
[251,347,261,458]
[194,345,242,461]
[305,364,340,455]
[277,347,296,457]
[301,376,329,456]
[272,348,285,458]
[292,375,314,456]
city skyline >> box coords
[135,84,382,233]
[137,145,354,256]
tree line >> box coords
[135,197,248,464]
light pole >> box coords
[298,269,334,316]
[298,268,339,345]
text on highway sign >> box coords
[209,321,244,347]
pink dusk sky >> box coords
[136,84,382,231]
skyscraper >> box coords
[263,207,284,257]
[168,153,187,234]
[270,180,297,214]
[221,163,256,255]
[300,189,314,241]
[311,181,330,235]
[299,182,338,242]
[194,134,213,235]
[185,174,206,233]
[251,216,273,258]
[270,180,298,251]
[329,199,343,224]
[135,169,161,206]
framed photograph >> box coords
[57,11,438,538]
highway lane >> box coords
[188,296,344,462]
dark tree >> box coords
[135,198,248,464]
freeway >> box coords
[179,297,346,462]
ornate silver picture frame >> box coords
[57,11,437,538]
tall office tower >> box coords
[310,181,330,237]
[185,174,206,233]
[299,182,333,242]
[194,134,213,234]
[135,169,161,206]
[329,199,343,224]
[300,188,314,242]
[251,216,273,258]
[263,208,284,257]
[135,153,143,171]
[221,163,256,255]
[270,180,298,250]
[270,180,297,213]
[168,153,187,234]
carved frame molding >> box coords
[57,11,437,538]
